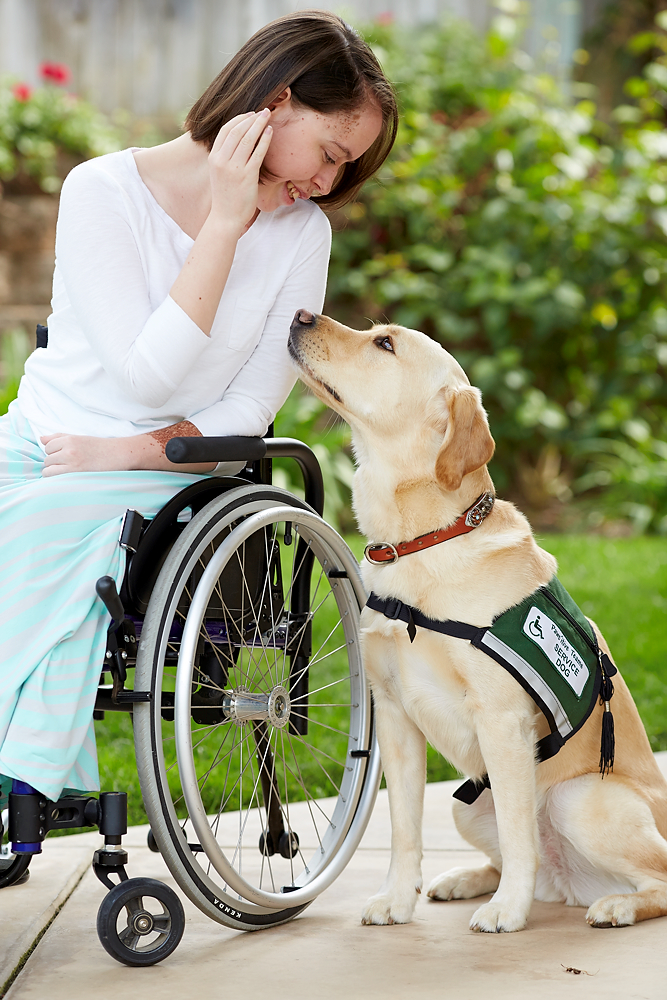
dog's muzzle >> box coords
[288,310,318,365]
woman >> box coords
[0,9,397,811]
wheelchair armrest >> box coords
[165,436,267,464]
[166,435,325,516]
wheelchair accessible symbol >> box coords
[528,614,543,639]
[522,604,590,696]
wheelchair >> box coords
[0,420,380,967]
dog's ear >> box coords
[434,386,495,492]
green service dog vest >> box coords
[366,578,617,804]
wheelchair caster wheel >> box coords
[279,830,299,860]
[96,876,184,966]
[147,828,160,853]
[0,853,31,889]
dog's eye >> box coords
[375,336,394,353]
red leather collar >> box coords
[364,493,495,565]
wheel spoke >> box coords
[118,926,141,951]
[229,727,273,869]
[282,730,330,850]
[124,896,143,917]
[284,729,344,796]
[289,709,356,742]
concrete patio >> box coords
[3,757,667,1000]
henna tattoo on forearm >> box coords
[149,420,202,456]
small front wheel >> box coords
[0,852,31,888]
[96,877,184,966]
[1,811,32,889]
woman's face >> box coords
[257,94,383,212]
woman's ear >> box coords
[268,88,291,112]
[434,386,495,492]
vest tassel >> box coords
[599,666,615,776]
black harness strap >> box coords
[366,592,484,644]
[366,592,592,805]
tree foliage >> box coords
[324,11,667,532]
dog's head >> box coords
[288,311,494,493]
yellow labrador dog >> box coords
[288,309,667,934]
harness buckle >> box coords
[364,542,399,564]
[464,492,495,529]
[384,598,404,620]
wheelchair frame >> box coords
[1,432,380,967]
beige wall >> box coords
[0,0,600,118]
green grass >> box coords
[93,533,667,825]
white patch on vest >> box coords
[522,607,589,697]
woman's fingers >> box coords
[211,111,262,157]
[210,112,255,155]
[248,124,273,166]
[214,110,272,165]
[42,435,65,455]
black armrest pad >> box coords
[165,436,267,464]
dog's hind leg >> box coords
[547,774,667,927]
[361,689,426,926]
[427,791,501,901]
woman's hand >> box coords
[208,110,273,234]
[169,111,273,337]
[41,421,215,476]
[41,433,127,476]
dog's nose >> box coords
[293,309,315,327]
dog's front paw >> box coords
[469,897,528,933]
[427,864,500,902]
[361,883,421,926]
[586,894,637,928]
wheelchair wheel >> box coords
[134,486,379,930]
[0,810,31,888]
[96,877,184,966]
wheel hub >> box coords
[222,685,291,729]
[132,910,154,935]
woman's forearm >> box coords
[169,216,241,336]
[129,421,216,473]
[41,421,215,476]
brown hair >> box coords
[185,9,397,210]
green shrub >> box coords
[0,65,121,192]
[325,10,667,531]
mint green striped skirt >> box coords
[0,401,205,806]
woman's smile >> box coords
[257,96,383,213]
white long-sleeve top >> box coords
[17,148,331,440]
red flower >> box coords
[39,62,71,86]
[376,11,394,25]
[11,82,33,102]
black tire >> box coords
[1,811,32,888]
[0,851,31,888]
[133,486,380,930]
[96,877,184,966]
